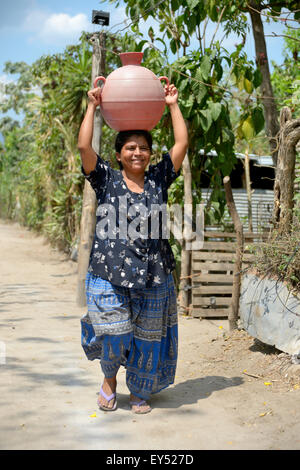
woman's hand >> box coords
[87,87,102,107]
[78,88,101,174]
[164,84,178,107]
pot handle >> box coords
[159,76,170,87]
[94,76,106,89]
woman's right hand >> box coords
[87,87,102,107]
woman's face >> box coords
[116,135,151,175]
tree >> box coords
[273,107,300,233]
[0,39,94,248]
[106,0,299,165]
[104,0,269,313]
[0,32,150,252]
[271,26,300,117]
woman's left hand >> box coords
[164,84,178,106]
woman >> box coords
[78,82,188,414]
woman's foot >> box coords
[129,394,152,414]
[97,377,117,411]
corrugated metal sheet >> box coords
[201,188,274,233]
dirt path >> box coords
[1,219,300,450]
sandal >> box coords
[130,399,152,414]
[97,385,117,412]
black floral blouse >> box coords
[82,152,180,288]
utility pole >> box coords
[76,11,109,307]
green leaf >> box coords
[170,39,177,55]
[186,0,200,9]
[213,61,223,81]
[222,127,234,145]
[237,76,244,91]
[251,107,265,134]
[182,94,195,111]
[244,68,252,81]
[186,13,197,35]
[199,109,213,132]
[209,1,218,22]
[191,68,208,104]
[241,117,255,141]
[253,68,262,88]
[196,83,208,105]
[177,79,188,93]
[171,0,181,10]
[136,40,148,52]
[205,120,220,143]
[209,102,222,121]
[244,78,253,94]
[200,55,211,81]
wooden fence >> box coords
[191,230,269,318]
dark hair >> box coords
[115,130,152,169]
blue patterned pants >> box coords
[80,273,178,400]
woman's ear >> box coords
[116,152,121,162]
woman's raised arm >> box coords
[78,88,101,175]
[165,84,188,172]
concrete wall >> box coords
[239,272,300,355]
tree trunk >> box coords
[223,175,244,331]
[179,153,192,316]
[248,2,280,166]
[273,107,300,234]
[295,142,300,213]
[244,148,253,232]
[76,32,106,307]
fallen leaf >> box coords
[259,410,272,417]
[264,382,272,386]
[89,413,97,418]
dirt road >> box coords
[1,219,300,450]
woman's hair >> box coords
[115,130,152,169]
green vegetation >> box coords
[0,3,299,260]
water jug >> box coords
[93,52,169,131]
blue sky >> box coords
[0,0,289,102]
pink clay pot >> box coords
[94,52,169,131]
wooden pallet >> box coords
[191,230,268,318]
